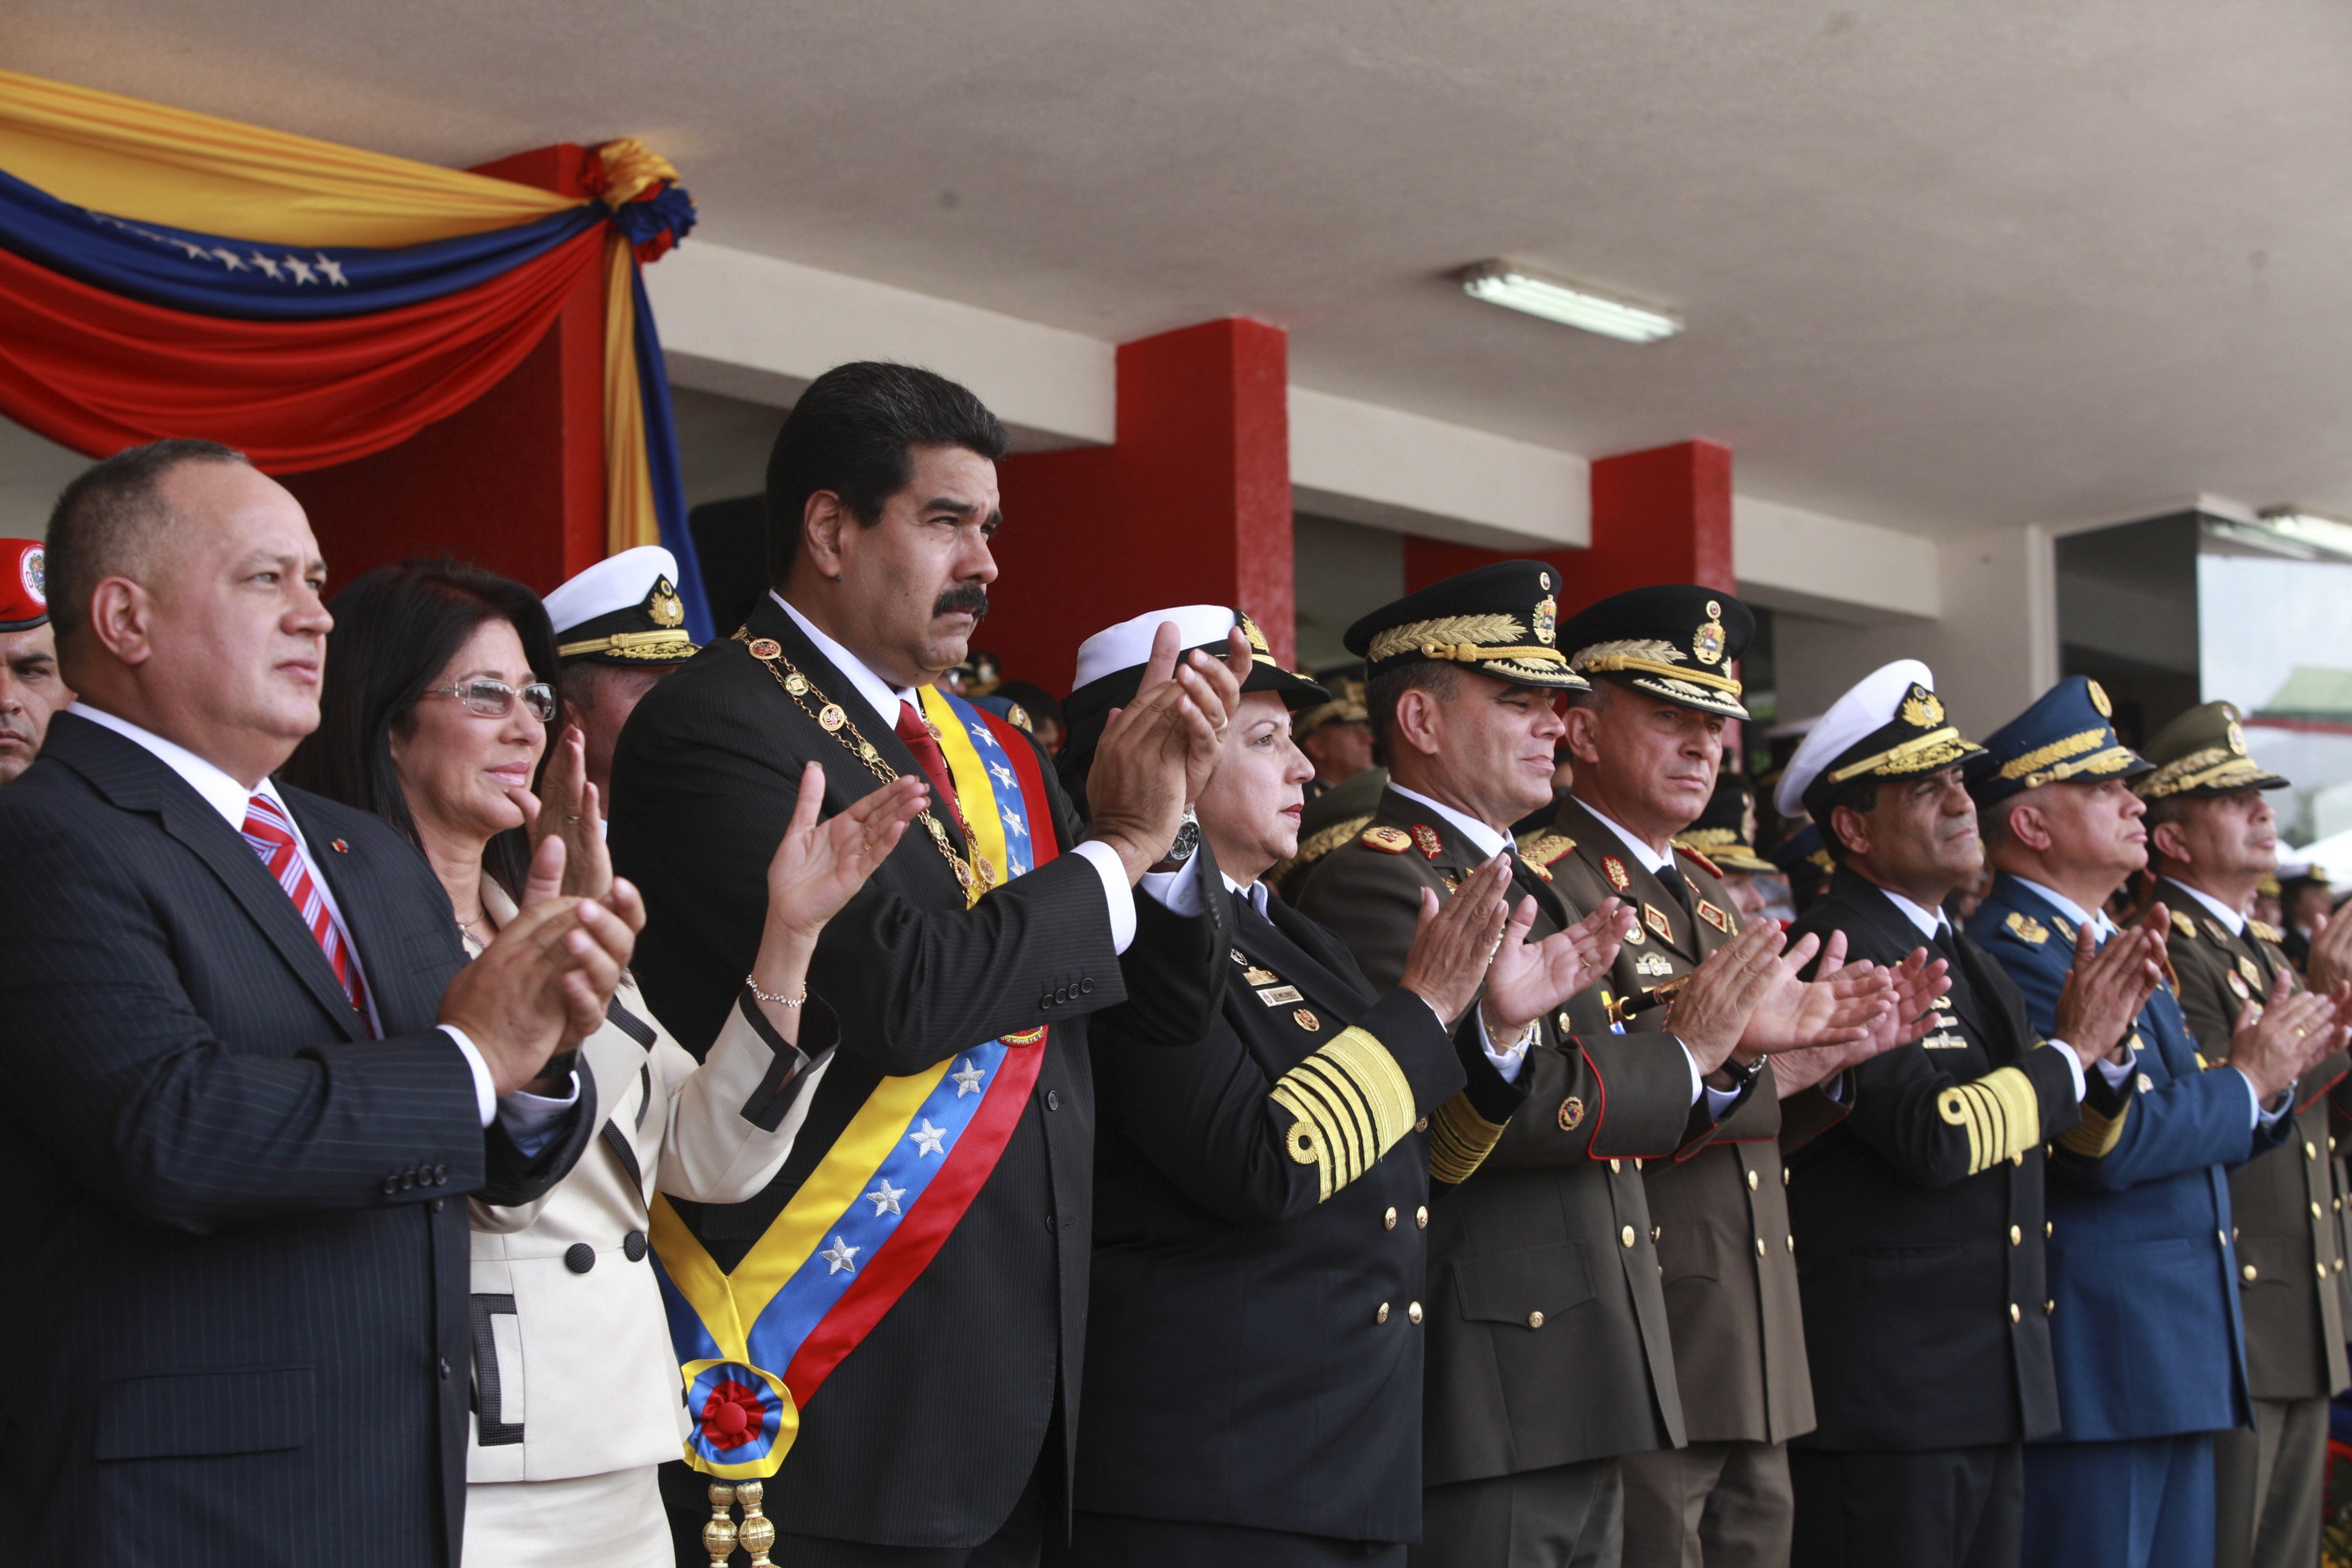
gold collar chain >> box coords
[733,628,990,898]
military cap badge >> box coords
[1693,600,1728,666]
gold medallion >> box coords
[747,638,783,661]
[1292,1007,1321,1032]
[1558,1096,1585,1132]
[818,703,847,732]
[2170,909,2196,940]
[785,671,809,694]
[2088,679,2112,718]
[2228,970,2252,1000]
[2005,911,2049,945]
[1243,966,1280,986]
[1621,920,1646,946]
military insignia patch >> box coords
[1634,951,1675,978]
[2205,917,2233,947]
[1412,823,1444,860]
[1533,595,1558,647]
[1899,686,1946,729]
[2237,955,2262,988]
[2227,970,2252,1000]
[1006,703,1033,734]
[1922,1033,1967,1049]
[2005,911,2049,945]
[1622,920,1646,946]
[1644,904,1673,940]
[1231,948,1250,965]
[1603,855,1631,893]
[1521,858,1553,882]
[1441,872,1462,895]
[747,638,783,660]
[1931,993,1955,1010]
[1693,604,1728,667]
[1258,986,1305,1006]
[2251,918,2284,944]
[1520,832,1578,866]
[2049,916,2076,945]
[1678,845,1724,880]
[817,703,847,733]
[1243,966,1279,986]
[1558,1096,1585,1132]
[2088,679,2113,718]
[1361,825,1413,854]
[2170,909,2196,940]
[1697,900,1733,933]
[1292,1007,1321,1032]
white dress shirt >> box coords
[773,592,1137,953]
[2170,878,2248,939]
[70,703,576,1143]
[1391,784,1726,1105]
[1865,878,2091,1104]
[2013,876,2285,1128]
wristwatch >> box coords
[1712,1050,1764,1090]
[1155,809,1201,870]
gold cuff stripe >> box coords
[1826,727,1972,784]
[1427,1092,1508,1187]
[1574,652,1743,697]
[1935,1065,2043,1175]
[2057,1091,2128,1158]
[1271,1026,1417,1204]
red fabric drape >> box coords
[0,225,605,470]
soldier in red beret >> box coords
[0,538,66,784]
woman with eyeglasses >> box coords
[283,559,926,1566]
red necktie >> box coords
[241,792,370,1025]
[895,700,966,833]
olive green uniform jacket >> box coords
[2157,878,2351,1402]
[1297,786,1748,1487]
[1524,795,1815,1447]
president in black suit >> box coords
[0,441,626,1566]
[608,364,1240,1564]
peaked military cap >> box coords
[1771,819,1833,878]
[1344,561,1587,691]
[1061,605,1325,778]
[0,539,45,633]
[2135,701,2288,800]
[1677,776,1775,874]
[1556,584,1755,720]
[1295,673,1369,739]
[1775,658,1985,820]
[1967,675,2150,808]
[543,545,699,666]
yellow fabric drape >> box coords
[601,235,662,556]
[0,68,573,248]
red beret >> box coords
[0,539,46,633]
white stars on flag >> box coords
[248,252,281,280]
[284,256,317,285]
[988,761,1016,790]
[820,1234,860,1275]
[864,1179,906,1218]
[951,1058,986,1098]
[909,1118,948,1157]
[968,721,995,747]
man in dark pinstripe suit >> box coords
[0,440,627,1566]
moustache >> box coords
[933,585,990,620]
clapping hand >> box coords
[1397,856,1515,1026]
[1085,622,1250,881]
[2051,917,2166,1069]
[1769,943,1949,1098]
[513,724,612,901]
[764,764,928,942]
[1478,891,1638,1041]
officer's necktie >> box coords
[241,792,371,1028]
[1660,852,1696,919]
[894,699,968,834]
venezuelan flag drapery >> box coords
[0,69,709,635]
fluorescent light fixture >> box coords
[1461,260,1681,344]
[2256,509,2352,561]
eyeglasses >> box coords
[421,679,557,723]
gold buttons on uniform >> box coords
[2307,1141,2320,1162]
[1527,1311,1546,1329]
[1622,1226,1638,1249]
[1376,1302,1391,1324]
[2322,1265,2331,1282]
[1747,1170,1759,1191]
[2013,1152,2025,1167]
[2045,1300,2056,1316]
[1786,1234,1796,1253]
[1407,1301,1423,1324]
[2009,1303,2021,1323]
[2137,1073,2154,1094]
[2316,1202,2326,1220]
[2243,1265,2258,1282]
[2010,1226,2022,1246]
[1652,1225,1662,1243]
[1783,1167,1791,1187]
[1415,1206,1428,1229]
[1384,1207,1398,1230]
[1755,1238,1768,1257]
[1415,1116,1429,1133]
[2219,1230,2230,1247]
[1610,1159,1622,1174]
[2045,1221,2054,1238]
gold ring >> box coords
[564,814,582,824]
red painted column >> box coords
[989,317,1293,693]
[280,145,607,594]
[1403,438,1736,613]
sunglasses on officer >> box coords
[421,678,558,724]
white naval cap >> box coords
[1070,605,1246,691]
[1774,659,1936,819]
[543,545,698,664]
[544,545,680,637]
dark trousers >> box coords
[2021,1433,2214,1568]
[1619,1440,1793,1568]
[1411,1457,1623,1568]
[1788,1443,2022,1568]
[2214,1395,2328,1568]
[1068,1514,1404,1567]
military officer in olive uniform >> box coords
[1298,562,1880,1568]
[1533,586,1810,1568]
[2135,702,2352,1568]
[1775,661,2149,1568]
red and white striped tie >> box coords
[241,792,370,1024]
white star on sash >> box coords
[910,1118,948,1157]
[968,721,994,746]
[249,252,282,279]
[820,1235,860,1275]
[1004,813,1027,840]
[210,248,245,271]
[284,256,317,284]
[864,1179,906,1217]
[951,1058,986,1097]
[988,761,1016,789]
[313,254,350,286]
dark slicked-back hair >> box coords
[282,557,562,900]
[45,438,250,647]
[765,362,1008,586]
[1365,662,1462,761]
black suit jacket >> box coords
[607,595,1230,1548]
[0,713,592,1566]
[1079,890,1524,1543]
[1784,867,2076,1451]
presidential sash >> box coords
[652,687,1059,1477]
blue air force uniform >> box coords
[1967,678,2291,1568]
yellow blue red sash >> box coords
[651,688,1059,1476]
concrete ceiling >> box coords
[13,0,2352,538]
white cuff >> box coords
[498,1073,583,1158]
[2048,1038,2090,1102]
[2092,1043,2138,1091]
[1072,839,1138,955]
[1472,1007,1531,1085]
[1704,1081,1743,1120]
[440,1024,497,1128]
[1677,1039,1705,1108]
[2235,1066,2294,1130]
[1137,855,1211,917]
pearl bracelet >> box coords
[746,976,808,1008]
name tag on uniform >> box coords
[1256,985,1304,1006]
[1920,1032,1968,1050]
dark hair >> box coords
[45,438,250,647]
[991,679,1061,728]
[1818,778,1884,866]
[282,557,562,899]
[1365,662,1462,756]
[765,362,1008,585]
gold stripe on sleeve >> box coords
[1427,1092,1508,1187]
[1937,1066,2045,1175]
[1272,1026,1418,1203]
